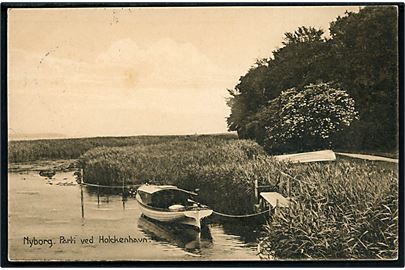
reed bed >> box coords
[80,138,398,258]
[8,134,237,162]
[258,159,398,260]
[80,139,267,214]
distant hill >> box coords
[8,132,66,141]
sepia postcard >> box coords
[2,3,403,266]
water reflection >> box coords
[220,220,265,245]
[83,186,130,209]
[83,186,133,197]
[77,179,261,258]
[138,216,213,255]
[80,181,85,219]
[10,171,261,260]
[81,185,264,252]
[81,185,215,255]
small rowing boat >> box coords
[274,149,336,163]
[135,184,213,230]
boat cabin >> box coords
[137,185,198,210]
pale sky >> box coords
[8,6,360,138]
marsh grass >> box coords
[259,160,398,260]
[80,138,267,213]
[80,137,398,258]
[8,134,237,162]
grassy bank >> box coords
[8,159,78,173]
[258,160,398,260]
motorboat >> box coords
[135,184,213,230]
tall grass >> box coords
[80,138,398,260]
[80,139,268,213]
[8,134,237,163]
[258,160,398,260]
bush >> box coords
[263,82,359,154]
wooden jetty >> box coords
[254,176,291,215]
[258,192,290,215]
[259,192,290,208]
[253,149,337,214]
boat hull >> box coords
[136,195,212,230]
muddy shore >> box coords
[8,159,78,173]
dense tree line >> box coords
[227,7,398,153]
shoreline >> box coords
[8,159,78,173]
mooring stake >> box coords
[80,168,85,219]
[97,182,100,207]
[122,178,126,210]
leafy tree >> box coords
[227,60,270,140]
[329,6,398,150]
[261,82,358,153]
[268,26,331,94]
[227,26,330,141]
[227,7,398,153]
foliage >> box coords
[259,159,398,260]
[262,82,359,153]
[227,7,398,152]
[227,26,329,142]
[329,6,398,150]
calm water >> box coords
[8,171,263,261]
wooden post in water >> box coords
[122,178,126,210]
[80,168,85,219]
[97,182,100,207]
